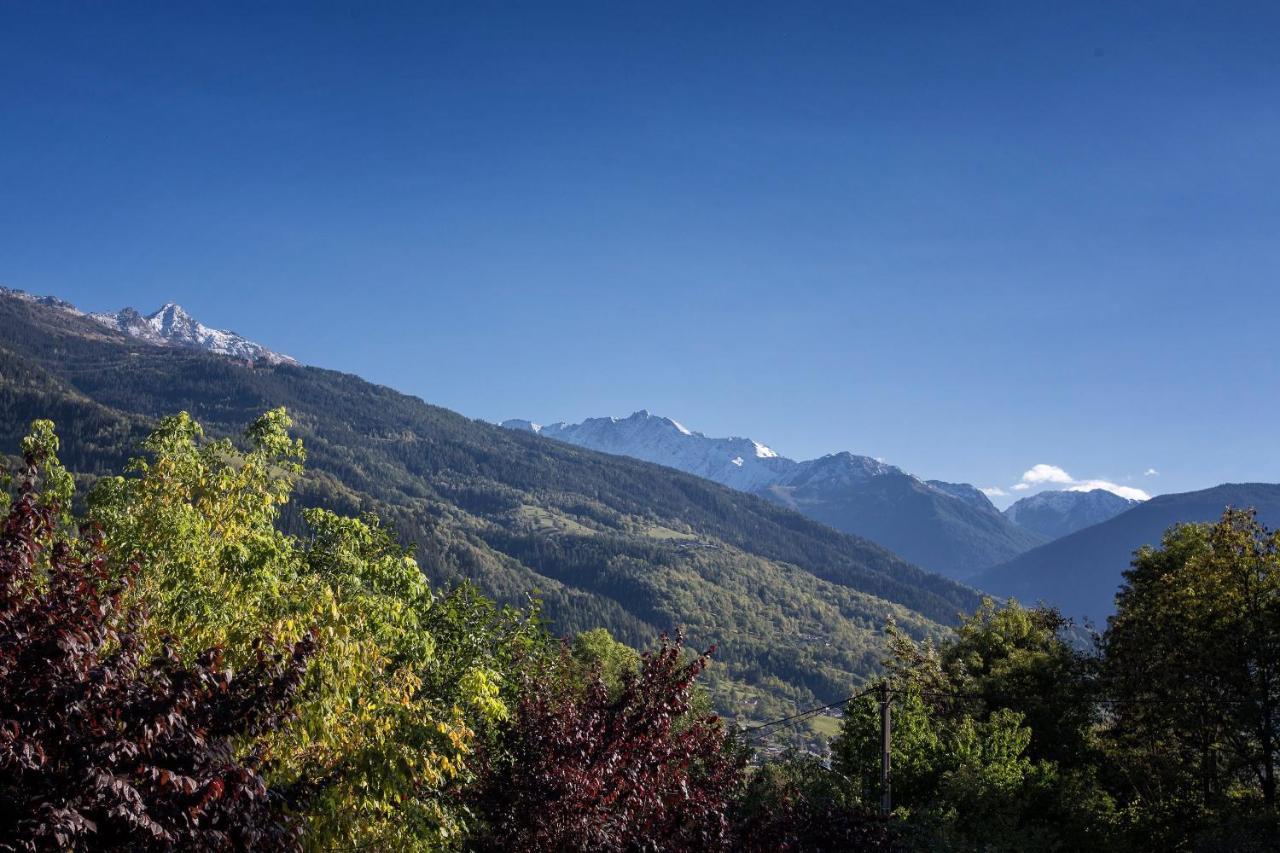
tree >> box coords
[570,627,640,694]
[1104,508,1280,847]
[832,608,1117,851]
[468,633,745,852]
[731,755,897,851]
[940,599,1099,769]
[0,421,313,851]
[83,410,536,849]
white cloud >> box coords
[1144,468,1159,477]
[1020,464,1075,485]
[980,487,1007,497]
[1006,462,1152,501]
[1067,480,1151,501]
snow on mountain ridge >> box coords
[504,411,1049,577]
[0,287,296,365]
[89,302,297,364]
[510,410,790,491]
[0,287,83,315]
[501,410,978,500]
[501,419,542,433]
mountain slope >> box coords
[1004,488,1139,540]
[974,484,1280,623]
[0,290,981,726]
[503,412,1046,578]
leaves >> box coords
[0,425,312,851]
[468,632,745,852]
[81,410,546,849]
[1104,508,1280,845]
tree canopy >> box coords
[3,403,1279,851]
[0,420,312,851]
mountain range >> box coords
[503,412,1046,579]
[1003,488,1140,540]
[0,289,981,731]
[975,483,1280,623]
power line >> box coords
[741,681,1272,818]
[741,683,880,738]
[914,689,1255,707]
[742,683,1259,740]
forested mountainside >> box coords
[976,482,1280,622]
[504,411,1046,578]
[0,292,980,726]
[756,463,1046,579]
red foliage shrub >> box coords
[469,633,745,852]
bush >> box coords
[468,633,745,852]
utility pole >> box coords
[879,680,892,816]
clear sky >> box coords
[3,2,1278,506]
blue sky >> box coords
[3,2,1278,506]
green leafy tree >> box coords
[571,627,640,694]
[833,606,1117,851]
[940,600,1099,768]
[84,410,539,849]
[1104,508,1280,847]
[731,754,897,851]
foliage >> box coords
[35,411,538,850]
[832,604,1118,851]
[822,525,1280,851]
[731,755,898,851]
[1104,508,1280,849]
[0,424,313,851]
[570,626,640,694]
[939,599,1100,768]
[467,633,745,852]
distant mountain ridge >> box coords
[503,411,1047,578]
[975,483,1280,623]
[0,287,296,364]
[1004,488,1140,540]
[503,413,816,492]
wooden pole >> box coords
[880,680,892,816]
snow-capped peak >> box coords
[499,410,903,493]
[519,411,793,490]
[0,286,298,365]
[88,302,297,364]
